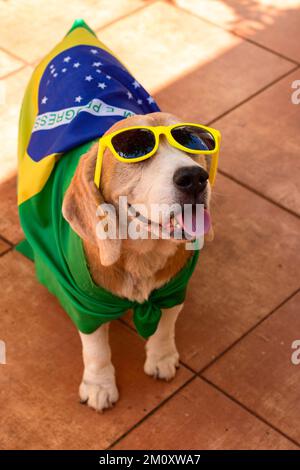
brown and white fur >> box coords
[62,112,213,411]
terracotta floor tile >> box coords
[0,238,10,255]
[0,175,23,244]
[156,174,300,371]
[0,49,24,77]
[0,0,145,63]
[0,67,33,184]
[203,292,300,443]
[0,251,192,449]
[0,251,76,353]
[100,1,293,123]
[113,377,297,450]
[176,0,300,63]
[216,70,300,215]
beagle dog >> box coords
[17,21,217,412]
[62,111,213,411]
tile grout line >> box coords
[0,46,30,67]
[0,246,13,257]
[0,234,18,257]
[206,64,299,127]
[26,0,159,68]
[95,0,159,34]
[233,33,300,66]
[199,287,300,376]
[218,169,300,221]
[0,233,14,248]
[171,1,300,66]
[0,64,28,81]
[200,375,300,448]
[106,375,197,450]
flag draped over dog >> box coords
[17,20,199,338]
[18,19,160,205]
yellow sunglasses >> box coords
[94,123,221,188]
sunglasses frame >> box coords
[94,123,221,188]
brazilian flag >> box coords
[17,20,199,338]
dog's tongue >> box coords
[176,208,211,237]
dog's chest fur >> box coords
[84,239,181,303]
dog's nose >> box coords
[173,166,209,195]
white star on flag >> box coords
[53,73,58,78]
[63,56,71,63]
[96,69,101,74]
[137,99,143,105]
[147,96,154,104]
[50,68,56,74]
[127,91,133,99]
[98,82,106,89]
[85,75,93,82]
[73,62,80,68]
[41,96,48,104]
[132,80,140,89]
[62,68,67,73]
[75,96,83,103]
[92,62,102,67]
[106,75,111,80]
[90,49,98,54]
[50,64,54,69]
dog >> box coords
[63,111,214,412]
[17,20,218,412]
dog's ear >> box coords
[62,143,121,266]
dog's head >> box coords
[63,112,214,266]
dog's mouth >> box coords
[169,206,211,239]
[127,203,211,240]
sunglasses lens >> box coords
[171,125,215,151]
[111,128,155,159]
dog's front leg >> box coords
[79,323,119,411]
[144,303,183,381]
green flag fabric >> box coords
[17,141,199,338]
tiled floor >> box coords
[0,0,299,450]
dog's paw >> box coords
[144,351,180,381]
[79,380,119,412]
